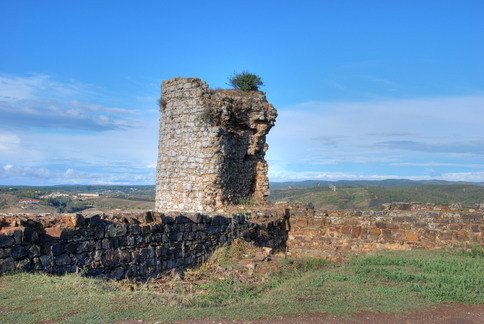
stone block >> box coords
[45,227,64,239]
[16,258,32,271]
[29,245,41,257]
[0,257,15,272]
[0,235,14,248]
[405,231,419,241]
[23,227,38,243]
[10,245,29,260]
[106,224,127,237]
[51,243,65,256]
[369,228,381,236]
[89,215,103,227]
[54,254,72,266]
[40,255,52,269]
[76,241,95,253]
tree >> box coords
[228,71,264,91]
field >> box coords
[269,183,484,209]
[2,181,484,213]
[0,243,482,323]
[1,183,483,322]
[0,186,154,214]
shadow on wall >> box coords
[0,212,289,280]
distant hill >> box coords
[269,179,484,189]
[269,181,484,209]
[0,185,155,213]
[2,180,484,212]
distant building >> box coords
[78,193,100,198]
[39,192,70,199]
[18,198,41,207]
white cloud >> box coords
[0,74,86,102]
[0,133,20,151]
[64,168,75,177]
[0,163,156,185]
[269,165,484,183]
[146,162,157,169]
[0,74,137,131]
[391,162,484,168]
[0,165,50,179]
[439,171,484,182]
[267,94,484,180]
[2,72,483,185]
[0,73,159,185]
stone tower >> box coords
[155,77,277,213]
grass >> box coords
[269,187,373,209]
[0,248,482,323]
[269,184,484,209]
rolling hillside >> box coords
[269,183,484,209]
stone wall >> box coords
[155,78,277,213]
[2,204,482,279]
[0,212,288,280]
[288,203,483,259]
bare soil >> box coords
[178,304,484,324]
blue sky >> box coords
[0,1,483,185]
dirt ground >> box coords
[177,304,484,324]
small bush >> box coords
[228,71,263,91]
[200,107,214,124]
[461,244,484,258]
[238,196,254,206]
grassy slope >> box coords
[270,187,372,209]
[368,185,484,207]
[270,185,484,209]
[0,193,154,213]
[86,197,154,211]
[0,248,482,323]
[3,184,484,212]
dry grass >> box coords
[0,245,482,323]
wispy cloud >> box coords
[365,131,414,137]
[2,72,483,185]
[0,164,51,180]
[0,74,135,131]
[324,74,402,98]
[375,140,484,155]
[0,163,156,185]
[0,73,158,185]
[0,74,87,102]
[0,133,20,151]
[267,94,484,181]
[391,162,484,168]
[269,167,484,183]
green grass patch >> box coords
[0,250,482,323]
[269,184,484,209]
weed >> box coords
[238,196,254,206]
[228,71,264,91]
[461,244,484,258]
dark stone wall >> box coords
[0,212,288,280]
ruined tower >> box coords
[155,77,277,213]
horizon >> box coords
[1,178,484,188]
[1,1,483,185]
